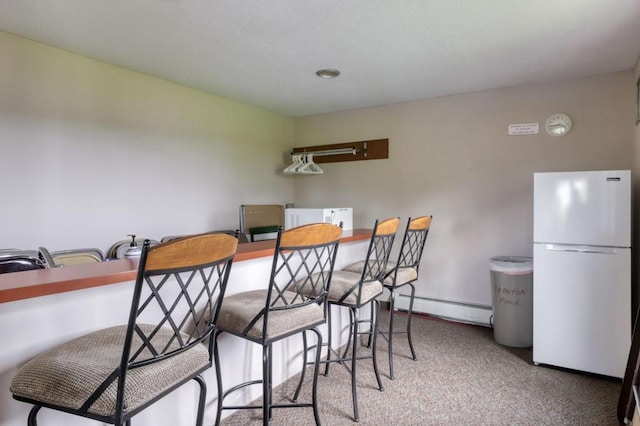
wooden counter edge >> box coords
[0,229,372,304]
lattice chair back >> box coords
[346,217,400,302]
[109,233,237,421]
[396,216,432,271]
[118,234,231,414]
[127,234,235,353]
[260,223,342,342]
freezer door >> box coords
[533,170,631,247]
[533,243,631,378]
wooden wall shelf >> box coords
[292,138,388,163]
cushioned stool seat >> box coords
[325,270,383,306]
[11,325,209,417]
[217,289,325,341]
[343,261,418,288]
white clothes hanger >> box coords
[284,154,304,174]
[284,147,357,175]
[297,153,323,174]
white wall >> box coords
[1,30,638,316]
[293,72,635,309]
[0,31,295,252]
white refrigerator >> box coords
[533,170,631,378]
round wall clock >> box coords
[545,113,572,136]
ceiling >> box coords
[1,1,639,117]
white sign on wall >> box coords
[508,123,539,135]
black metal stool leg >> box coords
[311,328,323,426]
[388,288,397,379]
[293,331,309,401]
[194,375,207,426]
[213,331,224,426]
[324,306,333,376]
[364,300,374,348]
[350,307,360,422]
[341,310,355,360]
[262,344,270,426]
[407,283,417,361]
[27,406,41,426]
[371,299,384,391]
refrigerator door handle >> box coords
[543,244,618,255]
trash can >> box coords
[489,256,533,348]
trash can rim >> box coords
[490,256,533,273]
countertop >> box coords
[0,229,371,303]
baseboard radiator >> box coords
[394,294,492,327]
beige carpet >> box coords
[220,310,621,425]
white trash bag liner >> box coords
[489,256,533,275]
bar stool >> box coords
[213,223,342,426]
[344,216,432,379]
[315,217,400,422]
[10,232,238,426]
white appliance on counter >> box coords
[533,170,631,378]
[285,208,353,231]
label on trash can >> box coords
[490,257,533,306]
[494,281,528,306]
